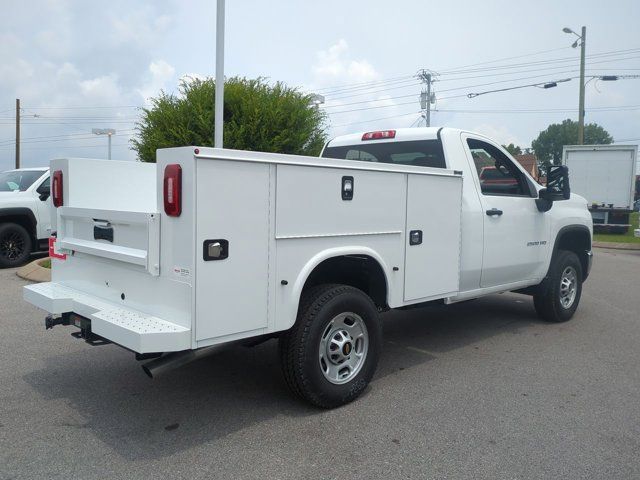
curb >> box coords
[16,258,51,282]
[593,241,640,251]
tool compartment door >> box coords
[195,159,270,341]
[404,174,462,302]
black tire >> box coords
[0,222,33,268]
[279,284,382,408]
[533,250,583,323]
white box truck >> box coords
[563,144,638,233]
[24,128,593,408]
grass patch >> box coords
[593,212,640,244]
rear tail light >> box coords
[52,170,63,207]
[362,130,396,141]
[163,164,182,217]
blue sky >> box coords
[0,0,639,170]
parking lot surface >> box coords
[1,248,639,479]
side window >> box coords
[467,139,529,196]
[322,140,447,169]
[345,149,378,162]
[37,177,50,193]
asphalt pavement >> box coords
[1,248,639,479]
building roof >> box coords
[514,154,538,177]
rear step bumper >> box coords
[24,282,190,353]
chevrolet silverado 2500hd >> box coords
[0,167,51,267]
[24,127,593,408]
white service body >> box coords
[25,128,593,355]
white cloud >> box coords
[310,40,419,135]
[109,7,172,47]
[137,60,176,101]
[80,74,123,103]
[472,124,524,147]
[0,1,177,168]
[312,39,379,85]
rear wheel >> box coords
[533,250,583,323]
[279,284,382,408]
[0,223,32,268]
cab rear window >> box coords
[322,140,446,169]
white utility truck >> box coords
[25,128,593,408]
[0,167,52,268]
[563,144,638,234]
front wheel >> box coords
[533,250,583,323]
[0,223,33,268]
[279,284,382,408]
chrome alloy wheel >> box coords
[559,266,578,309]
[319,312,369,385]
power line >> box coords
[436,55,640,82]
[331,111,421,128]
[313,46,639,98]
[436,46,573,73]
[323,92,418,109]
[434,105,640,114]
[24,105,145,110]
[0,132,137,147]
[0,120,137,125]
[327,100,418,115]
[437,48,640,75]
[325,79,421,101]
[0,129,136,146]
[320,66,640,103]
[0,142,132,151]
[313,74,415,94]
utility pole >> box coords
[15,98,20,169]
[214,0,225,148]
[563,26,586,144]
[418,70,435,127]
[578,26,586,145]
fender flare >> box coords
[285,246,393,329]
[552,224,591,251]
[548,224,592,280]
[0,207,37,236]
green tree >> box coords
[502,143,523,156]
[531,119,613,167]
[132,77,328,162]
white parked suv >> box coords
[0,168,51,268]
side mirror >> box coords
[536,165,570,212]
[535,188,553,212]
[37,185,50,201]
[546,165,571,200]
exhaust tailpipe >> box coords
[142,341,241,378]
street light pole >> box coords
[578,26,586,145]
[92,128,116,160]
[15,98,20,170]
[214,0,225,149]
[563,26,586,144]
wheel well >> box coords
[302,255,388,309]
[0,215,36,240]
[556,228,591,279]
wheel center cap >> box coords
[342,342,352,355]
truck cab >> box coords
[0,167,51,268]
[322,128,593,296]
